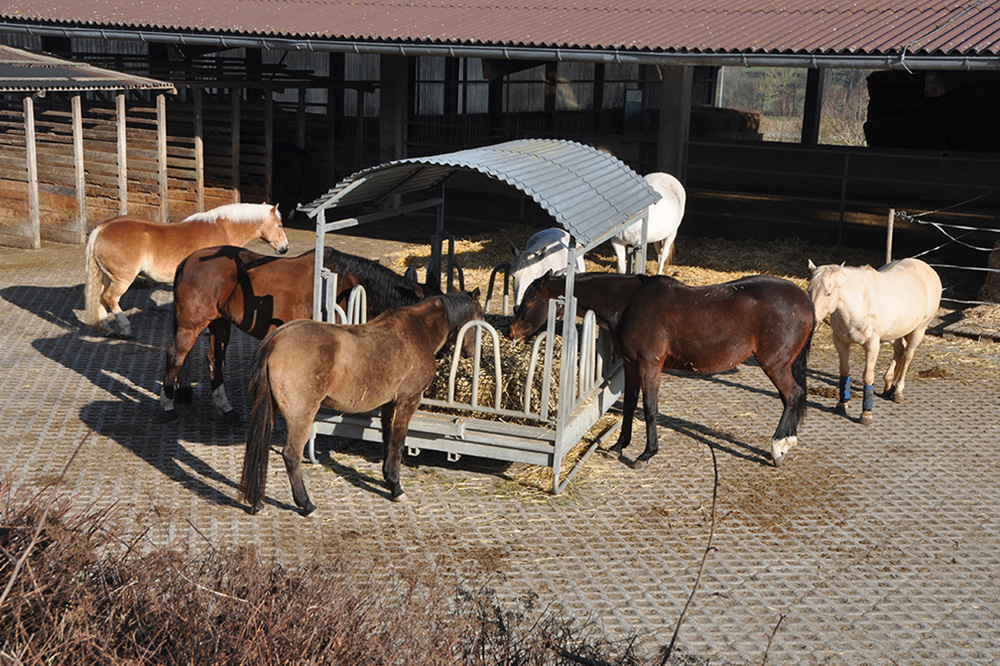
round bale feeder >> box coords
[301,139,660,494]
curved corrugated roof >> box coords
[0,0,997,58]
[302,139,660,247]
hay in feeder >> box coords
[424,314,574,425]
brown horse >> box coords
[160,245,443,423]
[239,291,485,515]
[509,271,814,467]
[84,203,288,337]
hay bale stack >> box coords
[424,315,567,424]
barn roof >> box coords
[0,44,173,93]
[301,139,660,248]
[0,0,998,69]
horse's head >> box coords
[442,288,484,357]
[260,204,289,255]
[508,270,556,342]
[807,259,845,325]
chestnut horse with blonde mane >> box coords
[83,203,288,337]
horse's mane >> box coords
[183,203,278,224]
[437,292,477,329]
[324,247,426,312]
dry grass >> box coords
[0,474,682,666]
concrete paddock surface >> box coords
[2,232,999,665]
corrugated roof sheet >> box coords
[0,44,173,92]
[0,0,997,57]
[302,139,660,248]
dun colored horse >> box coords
[160,245,442,423]
[84,203,288,337]
[808,258,942,424]
[239,291,484,515]
[509,271,815,467]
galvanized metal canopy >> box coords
[301,139,659,248]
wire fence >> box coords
[894,190,1000,307]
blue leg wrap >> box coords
[862,384,875,411]
[838,375,851,403]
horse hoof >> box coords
[631,457,649,470]
[860,410,873,426]
[890,390,903,404]
[176,387,194,404]
[222,409,242,425]
[772,452,785,468]
[248,502,264,515]
[158,409,178,423]
[834,401,848,417]
[390,492,407,503]
[299,502,317,517]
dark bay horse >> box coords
[508,271,815,467]
[240,292,485,515]
[84,203,288,338]
[160,245,442,423]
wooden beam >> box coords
[194,88,204,211]
[116,92,127,215]
[232,89,240,202]
[23,95,40,249]
[72,93,87,243]
[157,93,168,222]
[801,68,825,147]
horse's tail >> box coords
[240,336,277,509]
[792,311,815,422]
[83,224,106,327]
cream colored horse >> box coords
[84,203,288,337]
[808,257,941,425]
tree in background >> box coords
[718,67,870,146]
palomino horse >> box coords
[509,271,814,467]
[84,203,288,337]
[239,291,485,515]
[612,172,686,275]
[508,228,585,306]
[808,258,942,425]
[160,245,442,423]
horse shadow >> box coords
[664,362,839,415]
[2,282,261,511]
[79,397,249,512]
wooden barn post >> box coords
[116,92,127,215]
[71,93,86,241]
[194,87,205,211]
[23,94,40,249]
[265,88,274,204]
[157,92,168,222]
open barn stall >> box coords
[301,139,659,493]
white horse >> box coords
[509,228,585,305]
[808,257,942,425]
[612,172,686,275]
